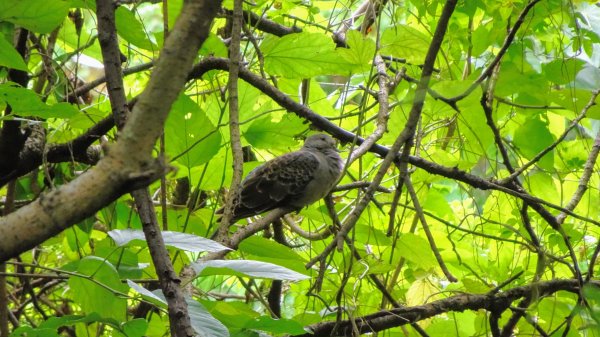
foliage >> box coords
[0,0,600,336]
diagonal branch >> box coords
[299,279,597,337]
[96,0,198,336]
[0,0,222,263]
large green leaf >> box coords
[0,0,69,33]
[543,59,585,85]
[165,94,221,168]
[243,114,305,151]
[187,299,230,337]
[0,34,28,71]
[191,260,310,281]
[0,83,79,119]
[380,25,431,64]
[67,256,128,321]
[337,30,376,74]
[513,117,555,170]
[108,229,231,253]
[396,233,438,270]
[262,32,353,78]
[238,236,305,261]
[115,7,156,51]
[9,313,127,337]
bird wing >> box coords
[234,151,320,218]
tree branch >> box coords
[299,279,595,337]
[0,0,222,262]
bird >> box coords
[218,133,344,222]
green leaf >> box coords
[165,94,221,168]
[128,280,166,304]
[422,188,454,220]
[237,236,308,274]
[167,0,183,29]
[108,229,231,253]
[200,33,228,57]
[396,233,437,270]
[201,301,259,329]
[0,34,28,71]
[262,32,352,78]
[115,7,156,51]
[0,0,70,33]
[95,246,143,279]
[67,256,128,321]
[0,84,80,119]
[122,319,148,337]
[380,25,430,64]
[513,117,555,170]
[243,114,304,151]
[575,63,600,91]
[0,82,46,115]
[543,59,584,85]
[187,299,230,337]
[10,327,59,337]
[238,236,305,261]
[337,30,376,73]
[191,260,310,281]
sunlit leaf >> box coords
[0,34,28,71]
[67,257,128,321]
[108,229,231,253]
[0,0,69,33]
[191,260,310,281]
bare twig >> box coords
[215,0,246,239]
[348,55,391,164]
[404,177,457,282]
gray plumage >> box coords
[220,134,343,222]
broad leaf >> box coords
[262,32,353,78]
[513,117,555,170]
[108,229,231,253]
[67,256,128,321]
[380,25,431,64]
[243,114,304,151]
[165,94,221,168]
[188,299,230,337]
[0,0,69,33]
[191,260,310,281]
[115,7,156,51]
[0,34,28,71]
[396,233,438,270]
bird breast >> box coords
[289,148,343,208]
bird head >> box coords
[303,134,338,152]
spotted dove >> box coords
[219,134,343,222]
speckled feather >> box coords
[221,134,343,222]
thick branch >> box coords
[300,279,594,337]
[0,0,222,262]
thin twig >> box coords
[447,0,542,103]
[501,90,600,184]
[404,176,457,282]
[215,0,245,239]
